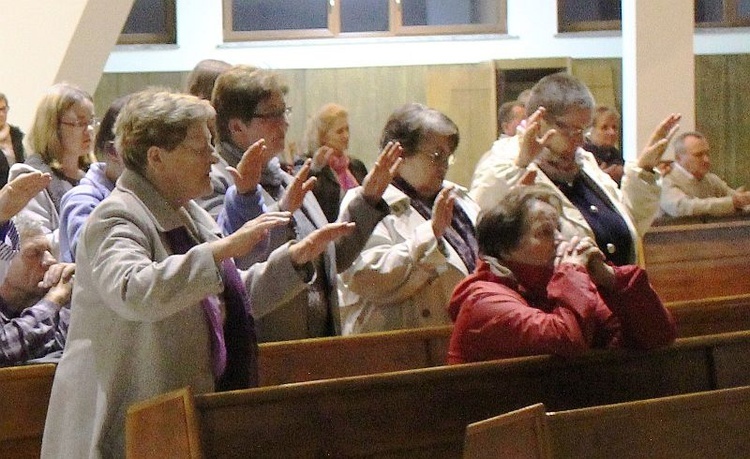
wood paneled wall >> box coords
[93,55,750,189]
[696,54,750,189]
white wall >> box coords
[103,0,750,74]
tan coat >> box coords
[338,182,479,334]
[41,170,305,458]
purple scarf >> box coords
[164,226,258,391]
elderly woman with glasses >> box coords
[471,72,680,266]
[8,83,97,257]
[338,102,480,334]
[448,186,676,364]
[41,89,358,458]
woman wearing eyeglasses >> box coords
[338,103,480,334]
[8,83,97,258]
[58,94,129,263]
[471,72,680,266]
[299,103,368,223]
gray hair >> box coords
[526,72,595,119]
[114,88,215,175]
[672,131,706,159]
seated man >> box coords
[660,131,750,218]
[0,217,74,366]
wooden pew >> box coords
[547,385,750,458]
[464,385,750,459]
[0,363,56,459]
[258,325,451,386]
[463,404,552,459]
[643,215,750,303]
[126,330,750,458]
[255,293,750,387]
[668,293,750,337]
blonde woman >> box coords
[301,103,368,222]
[8,83,96,256]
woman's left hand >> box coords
[361,141,403,205]
[637,113,681,171]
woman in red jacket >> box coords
[447,185,676,364]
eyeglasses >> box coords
[0,106,9,114]
[251,107,292,121]
[60,118,100,130]
[550,118,587,138]
[423,150,456,167]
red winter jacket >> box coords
[447,258,676,364]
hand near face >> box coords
[288,221,356,267]
[431,186,455,240]
[41,262,76,308]
[0,172,52,222]
[311,146,334,170]
[602,163,624,184]
[516,107,556,168]
[361,141,403,205]
[211,212,291,262]
[555,236,598,267]
[637,113,681,170]
[227,139,270,195]
[279,159,317,213]
[555,236,616,290]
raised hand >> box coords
[361,141,403,205]
[211,211,291,261]
[516,107,556,168]
[227,139,272,194]
[279,159,317,213]
[0,172,52,222]
[637,113,681,171]
[431,186,455,240]
[311,146,334,170]
[288,221,356,266]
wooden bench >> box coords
[0,363,56,459]
[643,216,750,303]
[126,330,750,458]
[464,385,750,458]
[255,294,750,387]
[258,325,450,386]
[667,293,750,337]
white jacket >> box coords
[470,135,661,265]
[338,182,479,334]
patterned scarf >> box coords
[329,153,359,191]
[164,226,258,390]
[392,176,478,272]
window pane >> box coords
[695,0,724,22]
[559,0,620,23]
[739,0,750,18]
[341,0,389,32]
[401,0,500,26]
[232,0,328,31]
[122,0,168,34]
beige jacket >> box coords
[41,170,305,458]
[338,182,479,334]
[470,135,661,265]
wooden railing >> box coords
[464,385,750,458]
[126,330,750,458]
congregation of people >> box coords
[6,61,740,457]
